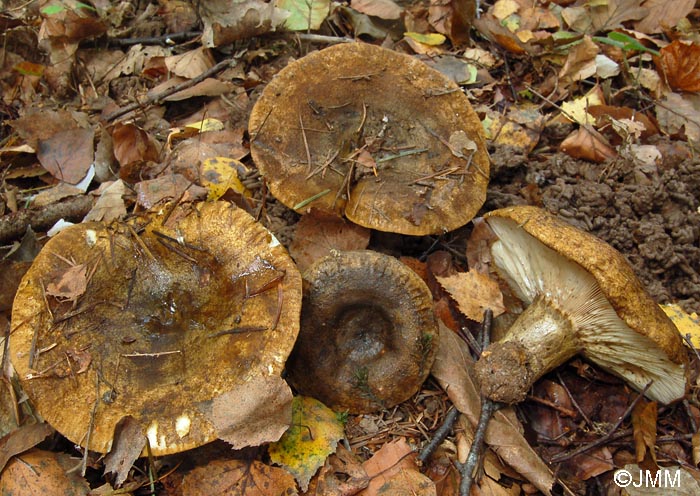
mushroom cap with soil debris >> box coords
[9,201,302,455]
[474,205,688,405]
[285,250,439,413]
[249,41,489,236]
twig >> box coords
[105,30,201,47]
[459,309,497,496]
[557,371,593,427]
[121,350,181,358]
[104,58,236,122]
[0,195,94,244]
[418,407,459,464]
[548,382,653,463]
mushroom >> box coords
[285,250,438,413]
[474,206,688,405]
[10,201,302,455]
[249,42,489,236]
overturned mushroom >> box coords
[10,202,302,455]
[474,206,687,404]
[286,250,438,413]
[249,42,489,235]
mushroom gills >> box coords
[477,216,686,405]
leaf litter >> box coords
[1,0,700,494]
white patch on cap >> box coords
[146,421,167,452]
[85,229,97,246]
[175,415,191,438]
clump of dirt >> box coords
[486,144,700,313]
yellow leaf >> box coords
[200,157,250,201]
[404,32,446,46]
[561,91,604,125]
[661,303,700,347]
[435,269,506,322]
[185,118,224,133]
[268,396,345,492]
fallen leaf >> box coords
[435,269,505,322]
[37,127,94,185]
[134,174,207,209]
[405,31,447,45]
[632,401,658,464]
[164,47,215,78]
[32,183,84,208]
[112,122,161,169]
[634,0,694,34]
[655,92,700,146]
[269,396,345,492]
[103,416,146,487]
[200,0,290,47]
[0,448,90,495]
[661,303,700,347]
[570,447,614,480]
[0,422,55,472]
[559,36,599,87]
[655,41,700,93]
[560,127,617,163]
[201,374,293,450]
[591,0,648,32]
[46,263,88,302]
[200,157,250,201]
[278,0,331,30]
[307,445,369,495]
[84,179,128,223]
[431,324,555,495]
[182,459,298,495]
[359,438,435,496]
[351,0,402,20]
[289,209,370,273]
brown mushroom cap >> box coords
[10,202,302,455]
[286,250,438,413]
[475,205,687,404]
[249,42,489,236]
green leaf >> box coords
[268,396,345,491]
[276,0,330,31]
[41,4,66,15]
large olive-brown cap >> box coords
[485,205,686,366]
[286,250,438,413]
[249,42,489,236]
[10,201,302,455]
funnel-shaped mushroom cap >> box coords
[10,202,302,455]
[476,205,687,404]
[249,42,489,235]
[286,250,438,413]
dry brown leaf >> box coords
[0,422,55,472]
[569,447,614,480]
[431,325,555,495]
[37,128,94,185]
[655,41,700,93]
[0,448,90,495]
[656,92,700,145]
[164,47,215,78]
[181,459,298,495]
[46,263,88,302]
[435,270,505,322]
[473,13,532,54]
[632,400,658,464]
[359,438,435,496]
[146,76,236,102]
[112,122,161,169]
[134,174,207,209]
[199,0,289,47]
[289,209,370,273]
[103,416,146,487]
[84,179,128,223]
[351,0,403,20]
[559,35,599,86]
[307,445,369,495]
[560,127,617,162]
[634,0,694,34]
[591,0,648,32]
[199,374,293,450]
[32,183,84,208]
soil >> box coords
[486,143,700,314]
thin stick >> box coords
[299,114,312,173]
[459,309,497,496]
[293,189,331,210]
[417,407,459,464]
[207,326,266,338]
[548,382,653,463]
[121,350,181,358]
[105,58,236,122]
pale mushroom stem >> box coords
[475,295,581,403]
